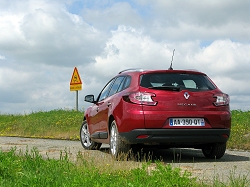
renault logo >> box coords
[184,92,190,100]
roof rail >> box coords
[185,69,200,72]
[118,68,144,74]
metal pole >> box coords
[76,90,78,111]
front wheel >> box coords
[110,120,130,159]
[80,121,101,150]
[202,143,226,159]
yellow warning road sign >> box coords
[70,67,82,91]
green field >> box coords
[0,109,249,186]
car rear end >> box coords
[120,70,231,150]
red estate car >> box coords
[80,68,231,159]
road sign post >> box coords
[70,67,82,111]
[76,90,78,111]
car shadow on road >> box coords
[154,148,249,163]
[99,146,249,163]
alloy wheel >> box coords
[110,123,118,156]
[80,121,92,148]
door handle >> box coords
[96,107,99,112]
[107,102,111,107]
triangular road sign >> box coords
[70,67,82,85]
[70,67,82,91]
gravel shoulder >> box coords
[0,136,249,184]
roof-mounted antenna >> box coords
[168,49,175,70]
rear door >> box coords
[98,76,126,132]
[87,79,115,135]
[88,76,127,135]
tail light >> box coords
[123,92,157,106]
[213,93,230,106]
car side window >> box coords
[98,79,115,102]
[116,76,131,93]
[108,76,125,97]
[122,76,131,90]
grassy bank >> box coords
[0,109,249,150]
[0,109,82,140]
[228,110,250,150]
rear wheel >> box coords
[202,143,226,159]
[110,120,130,159]
[80,121,101,150]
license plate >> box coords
[169,118,205,126]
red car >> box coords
[80,69,231,159]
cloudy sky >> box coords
[0,0,250,114]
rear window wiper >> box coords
[148,86,181,91]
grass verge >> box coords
[0,148,249,187]
[0,148,197,187]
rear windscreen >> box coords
[140,73,216,91]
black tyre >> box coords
[80,121,101,150]
[110,120,130,159]
[202,143,226,159]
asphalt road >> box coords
[0,136,249,184]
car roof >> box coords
[118,69,207,76]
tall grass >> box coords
[0,148,197,187]
[1,148,249,187]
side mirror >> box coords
[84,95,95,103]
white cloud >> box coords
[81,2,143,31]
[0,0,105,67]
[138,0,250,42]
[0,0,250,113]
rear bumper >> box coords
[120,129,230,146]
